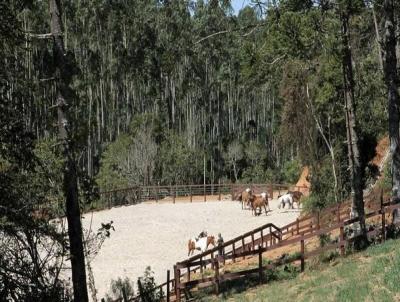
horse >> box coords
[188,235,216,256]
[250,192,270,216]
[278,193,293,209]
[241,188,253,210]
[288,191,303,208]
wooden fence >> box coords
[121,195,400,302]
[98,183,309,209]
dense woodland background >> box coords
[1,0,400,301]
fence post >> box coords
[260,229,264,247]
[138,278,146,302]
[174,265,181,302]
[381,192,386,241]
[258,245,263,284]
[204,183,206,202]
[251,234,255,250]
[242,237,245,260]
[189,186,192,203]
[166,270,170,302]
[339,226,345,256]
[232,242,236,262]
[296,218,299,235]
[122,287,128,302]
[156,186,160,202]
[300,238,305,272]
[214,258,220,295]
[218,180,222,201]
[171,185,175,204]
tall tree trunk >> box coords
[49,0,89,301]
[383,0,400,220]
[340,9,367,243]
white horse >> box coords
[278,193,293,209]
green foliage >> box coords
[137,266,164,302]
[159,132,203,185]
[281,159,301,184]
[105,277,135,302]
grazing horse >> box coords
[188,235,216,256]
[250,192,270,216]
[241,188,253,210]
[278,193,293,209]
[288,191,303,208]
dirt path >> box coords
[81,197,300,299]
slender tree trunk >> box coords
[340,10,367,243]
[49,0,89,301]
[372,5,384,70]
[383,0,400,221]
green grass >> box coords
[198,239,400,302]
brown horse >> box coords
[188,235,216,256]
[241,188,253,210]
[250,192,269,216]
[288,191,303,208]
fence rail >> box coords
[98,183,309,210]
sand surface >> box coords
[81,197,300,299]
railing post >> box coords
[381,193,386,241]
[339,226,345,256]
[296,218,299,235]
[174,265,181,302]
[166,270,170,302]
[300,238,305,272]
[232,242,236,262]
[204,183,206,202]
[214,258,220,295]
[260,229,264,247]
[190,186,192,203]
[171,185,175,204]
[218,180,222,201]
[242,237,245,260]
[258,245,263,284]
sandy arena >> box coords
[81,196,300,298]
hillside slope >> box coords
[202,238,400,302]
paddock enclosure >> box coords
[81,185,304,299]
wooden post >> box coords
[122,287,128,302]
[174,265,181,302]
[300,238,305,272]
[296,218,300,235]
[200,257,203,275]
[189,186,192,203]
[187,265,191,282]
[214,258,220,295]
[232,242,236,262]
[269,226,272,246]
[339,226,345,256]
[172,186,175,204]
[260,229,264,247]
[381,193,386,241]
[242,237,245,260]
[204,183,206,202]
[155,187,159,203]
[166,270,170,302]
[258,245,263,284]
[138,278,145,302]
[218,181,222,201]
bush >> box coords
[137,267,164,302]
[282,159,301,183]
[105,277,135,302]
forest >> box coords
[1,0,399,301]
